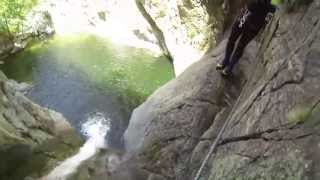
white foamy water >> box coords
[42,112,110,180]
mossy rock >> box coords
[287,105,320,127]
[208,151,306,180]
[0,134,83,180]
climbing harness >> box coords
[238,9,251,28]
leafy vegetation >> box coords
[0,0,38,38]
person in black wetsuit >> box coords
[216,0,278,76]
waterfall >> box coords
[42,112,110,180]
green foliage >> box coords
[0,0,37,37]
[283,0,313,12]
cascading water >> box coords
[43,113,110,180]
[0,33,174,179]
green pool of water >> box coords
[1,34,174,108]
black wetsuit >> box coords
[222,0,276,72]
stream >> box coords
[0,34,174,179]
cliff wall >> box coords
[124,1,320,179]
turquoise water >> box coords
[0,34,174,148]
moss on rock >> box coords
[208,151,306,180]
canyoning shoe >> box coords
[216,63,225,70]
[221,67,232,77]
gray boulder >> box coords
[0,72,83,180]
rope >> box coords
[193,110,232,180]
[194,85,246,180]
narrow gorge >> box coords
[0,0,319,180]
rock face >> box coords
[0,34,14,61]
[67,149,151,180]
[0,72,82,180]
[124,1,320,179]
[136,0,212,52]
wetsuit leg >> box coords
[221,21,243,67]
[227,29,258,71]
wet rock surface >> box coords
[0,72,82,180]
[124,1,320,179]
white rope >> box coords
[193,112,232,180]
[194,84,246,180]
